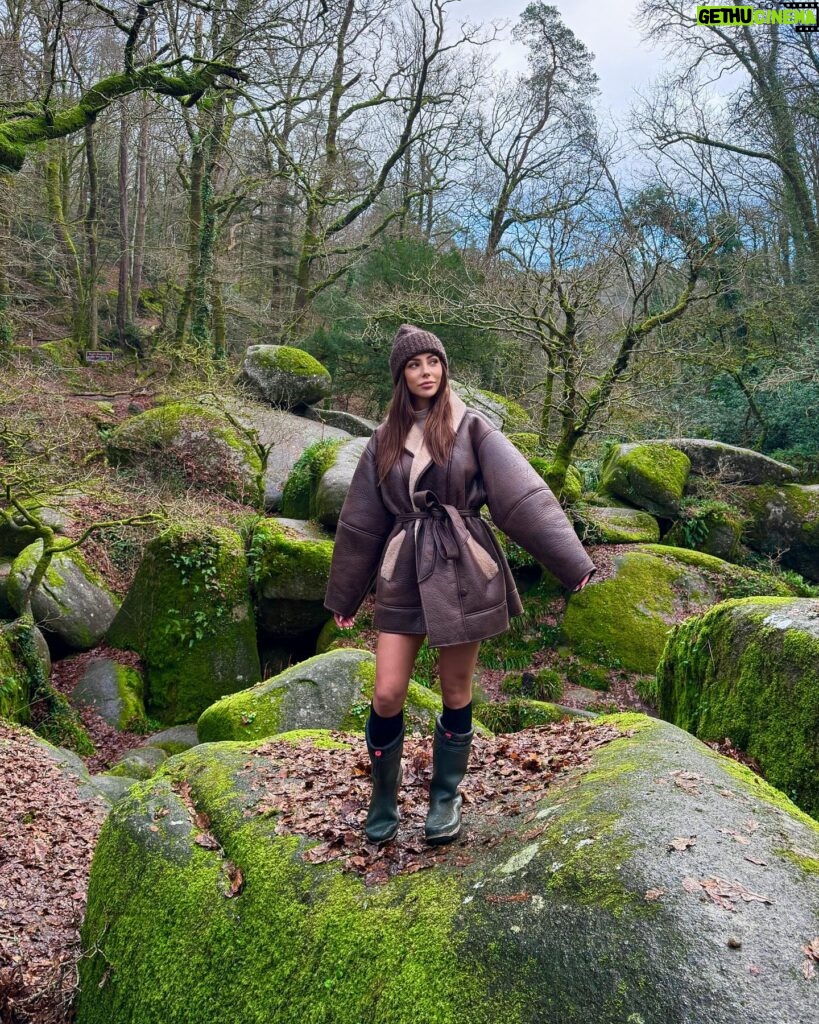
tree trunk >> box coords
[130,94,150,321]
[116,107,130,347]
[174,137,204,345]
[0,176,12,351]
[83,124,99,350]
[43,148,84,347]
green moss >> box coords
[246,518,334,593]
[572,506,660,545]
[474,699,565,733]
[106,403,262,504]
[658,599,819,820]
[0,628,30,723]
[273,729,352,750]
[108,525,261,725]
[600,444,690,513]
[78,741,503,1024]
[776,848,819,874]
[253,345,331,378]
[561,552,683,674]
[197,679,286,742]
[114,664,145,730]
[530,459,583,503]
[566,659,610,692]
[501,667,563,701]
[507,432,540,458]
[280,439,343,520]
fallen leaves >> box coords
[669,836,697,852]
[239,719,624,886]
[669,770,703,796]
[682,876,772,912]
[0,723,108,1024]
[644,888,666,901]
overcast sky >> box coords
[457,0,667,122]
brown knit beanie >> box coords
[389,324,448,384]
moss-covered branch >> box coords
[0,61,245,173]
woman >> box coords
[324,324,594,846]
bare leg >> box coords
[373,632,426,716]
[437,641,481,711]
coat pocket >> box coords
[379,530,406,582]
[465,534,499,581]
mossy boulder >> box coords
[70,658,145,730]
[7,541,119,651]
[302,407,377,436]
[0,556,14,617]
[31,337,78,367]
[78,716,819,1024]
[248,517,335,638]
[238,345,332,409]
[507,432,540,458]
[0,625,36,722]
[107,525,261,725]
[106,402,263,505]
[197,648,443,742]
[735,483,819,582]
[0,505,72,557]
[106,746,169,781]
[572,505,661,544]
[474,698,566,732]
[656,438,799,485]
[657,597,819,819]
[147,724,200,755]
[600,443,691,516]
[560,545,795,675]
[222,400,352,511]
[450,380,530,432]
[664,501,746,562]
[280,439,344,520]
[313,437,369,529]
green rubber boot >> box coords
[425,716,473,845]
[364,722,404,843]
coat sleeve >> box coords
[476,426,595,590]
[324,434,395,618]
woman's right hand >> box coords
[334,612,356,629]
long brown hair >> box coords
[376,364,455,484]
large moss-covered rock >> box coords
[280,439,345,520]
[248,517,334,638]
[0,505,71,557]
[106,403,263,505]
[656,438,799,485]
[197,648,442,741]
[572,505,661,544]
[736,483,819,582]
[70,658,145,730]
[450,380,530,431]
[658,597,819,819]
[78,716,819,1024]
[314,437,369,528]
[107,525,261,724]
[7,541,119,650]
[0,625,34,722]
[663,502,746,562]
[238,345,332,409]
[302,407,377,436]
[600,443,691,516]
[560,545,794,674]
[222,400,351,511]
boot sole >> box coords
[366,824,399,843]
[424,825,461,846]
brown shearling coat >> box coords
[324,392,595,647]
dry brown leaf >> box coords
[802,960,816,982]
[669,836,697,852]
[485,892,531,904]
[802,938,819,962]
[194,833,220,851]
[744,855,767,866]
[644,888,666,901]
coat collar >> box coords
[405,390,468,503]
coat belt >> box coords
[396,491,482,580]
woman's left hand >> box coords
[573,572,593,592]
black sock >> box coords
[367,704,403,747]
[441,701,472,734]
